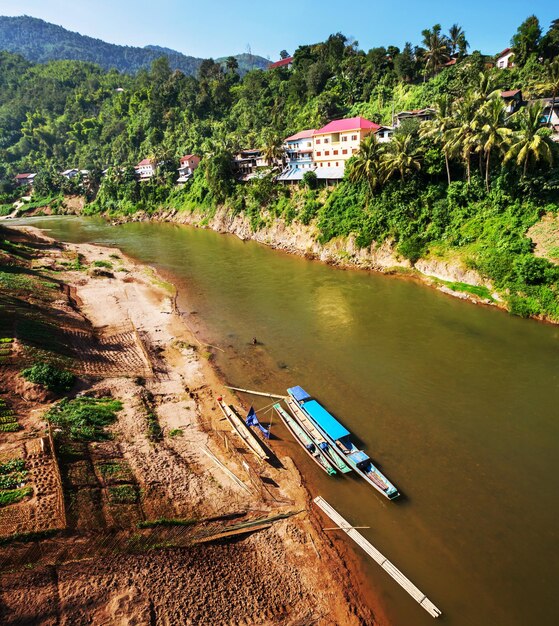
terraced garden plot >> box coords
[96,461,134,485]
[0,398,19,433]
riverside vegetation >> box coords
[1,16,559,319]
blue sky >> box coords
[1,0,556,60]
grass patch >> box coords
[0,338,13,343]
[138,517,196,528]
[444,281,495,301]
[168,429,183,438]
[46,396,122,441]
[0,487,32,507]
[92,260,113,269]
[108,484,138,504]
[97,461,133,483]
[146,411,162,442]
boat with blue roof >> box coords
[287,386,400,500]
[273,403,337,475]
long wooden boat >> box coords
[287,387,400,500]
[273,404,337,476]
[285,397,352,474]
[217,398,269,462]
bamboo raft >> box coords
[217,398,269,462]
[313,496,442,619]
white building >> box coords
[135,158,157,180]
[495,48,515,69]
[374,126,394,143]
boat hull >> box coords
[217,399,269,462]
[274,404,336,475]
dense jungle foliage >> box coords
[1,15,559,319]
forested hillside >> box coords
[1,16,559,320]
[0,16,269,75]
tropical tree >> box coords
[421,24,450,77]
[381,132,422,181]
[504,103,554,178]
[477,98,512,190]
[348,133,384,193]
[511,15,542,67]
[446,92,480,183]
[420,94,456,184]
[262,133,284,167]
[448,24,469,57]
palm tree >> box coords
[446,92,479,183]
[421,24,450,77]
[381,132,422,182]
[262,133,284,167]
[448,24,469,57]
[504,103,554,178]
[477,98,513,190]
[420,94,456,184]
[348,133,384,194]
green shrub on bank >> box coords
[0,487,32,507]
[21,362,75,392]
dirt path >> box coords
[0,227,383,626]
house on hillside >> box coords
[268,56,293,70]
[495,48,515,69]
[529,98,559,140]
[393,108,435,127]
[374,125,394,143]
[61,168,80,179]
[501,89,523,115]
[135,158,157,180]
[177,154,200,184]
[277,129,316,183]
[14,173,36,187]
[312,117,380,180]
[233,150,262,181]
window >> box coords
[324,138,329,144]
[333,150,338,155]
[316,139,321,145]
[342,149,348,155]
[320,163,323,167]
[325,151,330,156]
[316,151,321,157]
[352,148,357,154]
[351,135,358,141]
[342,136,348,142]
[328,162,330,167]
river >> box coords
[11,216,559,626]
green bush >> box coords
[21,362,75,392]
[92,260,113,269]
[0,472,28,489]
[108,485,138,504]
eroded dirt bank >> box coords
[0,226,381,626]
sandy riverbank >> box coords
[0,225,384,625]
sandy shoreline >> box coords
[0,225,386,625]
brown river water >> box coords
[13,216,559,626]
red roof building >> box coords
[314,117,380,135]
[268,56,293,70]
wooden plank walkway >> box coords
[313,496,442,619]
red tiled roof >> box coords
[314,117,380,135]
[15,173,33,179]
[445,58,457,66]
[180,154,198,162]
[285,129,316,141]
[137,158,154,167]
[501,89,521,98]
[496,48,512,58]
[268,56,293,69]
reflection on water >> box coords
[11,215,559,626]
